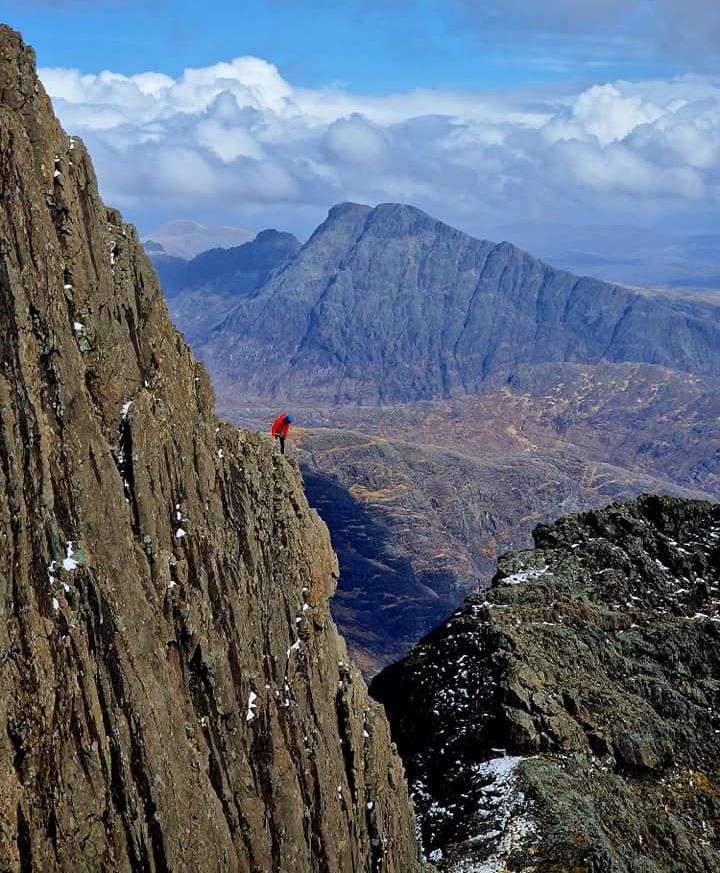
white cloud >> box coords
[570,85,664,146]
[323,114,388,168]
[40,57,720,236]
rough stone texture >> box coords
[372,495,720,871]
[0,26,418,872]
[201,201,720,406]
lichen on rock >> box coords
[372,494,720,871]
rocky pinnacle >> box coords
[0,25,418,872]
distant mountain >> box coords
[153,202,720,676]
[143,239,165,253]
[142,218,252,258]
[149,229,300,343]
[184,229,300,295]
[148,228,300,297]
[201,202,720,405]
[148,251,189,296]
[372,495,720,871]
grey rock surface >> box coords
[152,229,300,299]
[372,494,720,871]
[152,229,300,345]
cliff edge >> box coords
[0,25,418,872]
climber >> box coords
[271,412,294,455]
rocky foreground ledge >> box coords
[372,494,720,871]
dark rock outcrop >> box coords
[0,25,418,872]
[202,201,720,405]
[372,495,720,871]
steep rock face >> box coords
[202,202,720,405]
[0,26,418,872]
[372,495,720,871]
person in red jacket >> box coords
[271,412,294,454]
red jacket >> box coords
[271,413,291,439]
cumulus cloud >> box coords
[323,115,389,168]
[40,57,720,236]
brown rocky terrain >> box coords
[220,362,719,673]
[227,361,720,498]
[297,424,710,675]
[0,25,419,872]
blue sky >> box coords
[2,1,718,249]
[7,0,713,90]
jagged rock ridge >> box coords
[372,495,720,871]
[151,229,300,300]
[0,26,418,872]
[202,201,720,405]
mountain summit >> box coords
[202,201,720,405]
[151,228,301,344]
